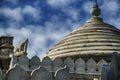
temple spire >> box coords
[87,0,103,22]
[95,0,97,4]
[90,0,101,17]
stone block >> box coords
[55,66,70,80]
[18,55,29,71]
[6,65,28,80]
[30,67,53,80]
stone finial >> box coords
[87,0,103,23]
[90,0,101,17]
[14,38,28,56]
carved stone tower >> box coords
[0,36,14,70]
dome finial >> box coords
[90,0,101,17]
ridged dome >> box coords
[45,3,120,60]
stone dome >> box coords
[45,3,120,61]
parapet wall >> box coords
[10,55,109,74]
[0,65,69,80]
[0,54,111,80]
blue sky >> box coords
[0,0,120,58]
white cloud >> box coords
[0,20,71,58]
[47,0,69,7]
[82,1,93,13]
[23,5,41,20]
[1,7,23,22]
[107,18,120,29]
[6,0,18,5]
[0,27,5,35]
[62,7,81,21]
[1,0,120,59]
[102,1,119,15]
[0,5,41,23]
[47,0,79,8]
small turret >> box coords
[0,36,14,70]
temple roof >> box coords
[45,1,120,59]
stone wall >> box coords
[0,54,110,80]
[0,65,69,80]
[10,55,109,74]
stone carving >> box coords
[75,58,86,73]
[53,57,64,72]
[30,67,53,80]
[18,55,29,71]
[55,66,70,80]
[15,39,28,54]
[87,58,97,73]
[6,65,28,80]
[29,56,41,70]
[42,56,52,72]
[97,59,108,73]
[64,57,74,72]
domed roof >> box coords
[45,2,120,59]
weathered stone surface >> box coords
[53,57,64,72]
[14,39,28,54]
[64,57,74,72]
[42,56,52,72]
[87,58,97,73]
[30,67,52,80]
[110,53,120,80]
[9,56,18,69]
[75,58,86,73]
[97,59,108,73]
[6,65,28,80]
[46,16,120,59]
[101,65,110,80]
[55,67,70,80]
[18,55,29,71]
[0,68,2,80]
[30,56,41,70]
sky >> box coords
[0,0,120,58]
